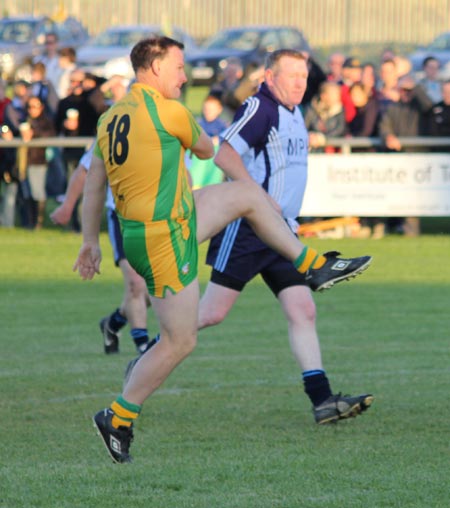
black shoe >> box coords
[99,317,119,354]
[306,251,372,292]
[313,393,374,424]
[93,408,133,463]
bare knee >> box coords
[199,309,226,328]
[162,330,197,360]
[199,305,227,328]
[234,180,265,211]
[297,297,317,325]
[281,288,317,326]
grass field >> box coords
[1,229,449,508]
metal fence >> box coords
[1,135,449,151]
[2,0,450,46]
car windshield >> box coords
[428,33,450,50]
[204,30,260,50]
[0,20,37,44]
[91,29,160,48]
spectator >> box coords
[380,75,433,151]
[348,82,380,138]
[55,69,106,231]
[56,47,77,99]
[418,56,442,104]
[189,94,229,189]
[21,96,56,229]
[55,69,106,162]
[379,74,434,236]
[340,56,363,123]
[3,80,32,227]
[378,58,400,115]
[304,81,346,152]
[361,63,379,98]
[0,79,14,227]
[326,52,345,83]
[197,94,228,141]
[30,62,59,118]
[34,32,61,92]
[429,80,450,149]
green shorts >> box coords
[119,209,198,298]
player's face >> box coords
[158,46,188,99]
[265,56,308,110]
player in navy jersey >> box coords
[201,49,373,424]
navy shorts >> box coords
[206,218,307,296]
[107,208,126,266]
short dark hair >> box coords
[265,49,306,71]
[422,55,439,68]
[130,36,184,73]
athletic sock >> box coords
[294,247,326,274]
[108,308,127,332]
[302,370,332,407]
[110,395,141,428]
[130,328,149,353]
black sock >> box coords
[130,328,149,353]
[302,370,332,406]
[108,308,127,332]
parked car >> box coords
[0,15,89,81]
[408,31,450,79]
[185,25,311,86]
[76,25,198,79]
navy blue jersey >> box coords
[207,82,308,284]
[221,82,308,220]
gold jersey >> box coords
[94,82,201,223]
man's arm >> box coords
[190,129,214,160]
[73,155,107,280]
[50,163,87,225]
[214,140,253,181]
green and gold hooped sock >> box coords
[110,395,141,429]
[294,247,326,274]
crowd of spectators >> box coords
[1,35,450,236]
[0,32,130,230]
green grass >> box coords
[1,229,449,508]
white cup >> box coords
[66,108,79,120]
[19,122,31,133]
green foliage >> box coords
[1,230,449,507]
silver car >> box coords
[0,15,89,81]
[76,25,197,79]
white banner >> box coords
[301,153,450,217]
